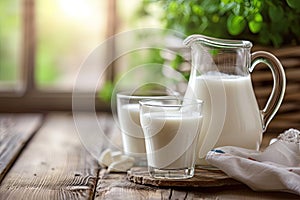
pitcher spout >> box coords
[183,34,215,47]
[183,34,253,49]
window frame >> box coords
[0,0,116,112]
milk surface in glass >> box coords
[184,72,263,164]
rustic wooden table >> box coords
[0,113,298,199]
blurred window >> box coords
[0,0,163,112]
[35,0,107,91]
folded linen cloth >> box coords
[206,128,300,195]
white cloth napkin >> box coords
[206,128,300,195]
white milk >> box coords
[140,112,203,169]
[184,73,263,164]
[118,104,146,156]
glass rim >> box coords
[139,98,203,108]
[117,90,181,100]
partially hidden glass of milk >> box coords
[117,91,180,163]
[118,103,146,156]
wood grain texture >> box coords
[1,113,298,199]
[95,169,171,200]
[0,113,99,200]
[0,114,43,182]
[96,169,300,200]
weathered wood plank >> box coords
[95,169,171,200]
[0,113,99,199]
[0,114,43,182]
[97,169,300,200]
[1,113,297,199]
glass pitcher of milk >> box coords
[183,35,286,165]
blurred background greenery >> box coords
[101,0,300,101]
[1,0,109,90]
[1,0,299,99]
[0,0,164,93]
[142,0,300,47]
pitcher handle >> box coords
[249,51,286,132]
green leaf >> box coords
[269,6,284,22]
[192,5,204,16]
[249,21,262,33]
[227,14,246,35]
[249,13,263,33]
[252,0,262,9]
[286,0,300,10]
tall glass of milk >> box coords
[117,91,180,166]
[183,34,286,165]
[140,98,203,179]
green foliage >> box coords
[143,0,300,47]
[99,49,166,102]
[100,0,300,102]
[98,81,114,102]
[169,54,190,80]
